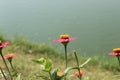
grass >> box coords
[0,35,120,80]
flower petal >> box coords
[0,41,10,48]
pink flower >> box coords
[109,48,120,56]
[0,41,10,48]
[109,52,120,56]
[72,70,86,77]
[53,34,76,45]
[4,53,16,59]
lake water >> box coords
[0,0,120,55]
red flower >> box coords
[72,70,86,77]
[109,48,120,56]
[53,34,76,45]
[3,53,16,60]
[0,41,10,48]
[3,53,17,64]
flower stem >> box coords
[10,62,14,71]
[0,67,7,80]
[0,53,12,80]
[64,45,68,68]
[64,44,68,80]
[74,51,82,80]
[116,56,120,66]
[49,71,52,80]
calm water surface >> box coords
[0,0,120,55]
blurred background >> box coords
[0,0,120,56]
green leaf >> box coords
[43,58,52,72]
[79,58,91,68]
[32,57,45,64]
[33,57,52,72]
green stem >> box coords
[10,61,18,77]
[74,51,81,80]
[10,62,14,71]
[64,45,68,68]
[116,56,120,66]
[0,53,12,80]
[49,71,52,80]
[0,67,7,80]
[63,44,68,80]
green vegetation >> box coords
[0,35,120,80]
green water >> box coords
[0,0,120,55]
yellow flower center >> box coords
[113,48,120,52]
[9,53,14,56]
[60,34,69,39]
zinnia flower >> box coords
[53,34,76,68]
[4,53,16,59]
[0,40,10,49]
[3,53,16,63]
[109,48,120,56]
[53,34,76,46]
[72,70,86,77]
[109,48,120,66]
